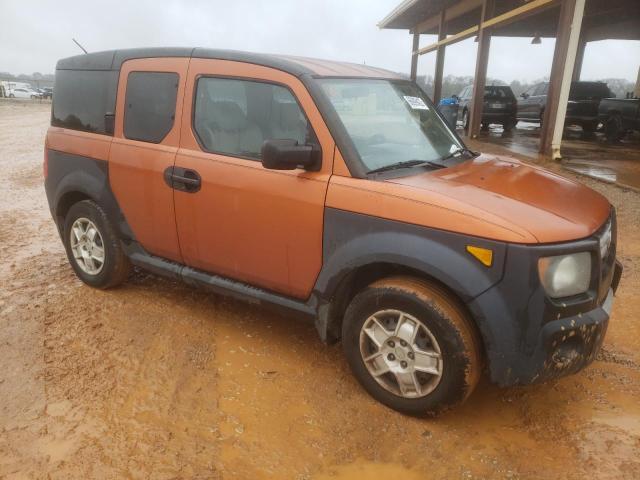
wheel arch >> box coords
[45,155,135,244]
[319,261,486,350]
[314,209,506,358]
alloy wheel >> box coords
[359,309,443,398]
[70,217,105,275]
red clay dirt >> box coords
[1,101,639,479]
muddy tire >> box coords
[342,276,481,416]
[63,200,130,289]
[604,114,624,142]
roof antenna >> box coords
[72,38,89,54]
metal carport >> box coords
[379,0,640,159]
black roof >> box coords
[56,47,402,79]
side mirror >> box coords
[521,93,529,99]
[104,112,115,135]
[261,139,319,171]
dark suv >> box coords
[457,85,517,131]
[517,81,612,133]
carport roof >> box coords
[379,0,640,41]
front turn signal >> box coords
[466,245,493,267]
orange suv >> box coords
[44,48,622,415]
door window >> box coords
[193,77,315,161]
[124,72,179,143]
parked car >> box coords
[41,87,53,99]
[45,48,622,415]
[9,87,42,99]
[598,97,640,141]
[517,81,612,133]
[457,85,517,131]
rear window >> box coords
[484,86,514,99]
[52,69,118,135]
[570,82,611,99]
[124,72,179,143]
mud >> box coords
[1,100,639,479]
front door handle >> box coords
[164,166,201,193]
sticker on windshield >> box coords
[403,96,429,110]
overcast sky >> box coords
[1,0,638,82]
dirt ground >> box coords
[1,100,639,479]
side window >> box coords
[124,72,178,143]
[193,77,315,161]
[52,69,118,135]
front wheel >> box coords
[342,276,482,416]
[63,200,130,289]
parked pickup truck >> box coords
[517,81,612,133]
[598,97,640,141]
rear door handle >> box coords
[164,166,201,193]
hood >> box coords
[385,155,611,243]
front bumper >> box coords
[466,215,621,387]
[517,287,613,384]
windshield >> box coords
[318,79,464,173]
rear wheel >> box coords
[462,109,469,130]
[63,200,130,289]
[342,276,482,416]
[604,114,624,142]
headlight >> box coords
[538,252,591,298]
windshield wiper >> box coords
[441,147,477,162]
[368,159,446,175]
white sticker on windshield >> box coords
[403,95,429,110]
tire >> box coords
[582,121,597,134]
[502,119,516,132]
[342,276,482,416]
[462,109,469,130]
[604,114,624,142]
[481,122,489,131]
[63,199,130,289]
[9,94,15,98]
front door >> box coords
[174,59,335,299]
[109,58,190,262]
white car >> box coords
[9,88,41,99]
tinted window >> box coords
[52,69,118,134]
[570,82,611,99]
[484,86,514,99]
[194,77,314,160]
[124,72,179,143]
